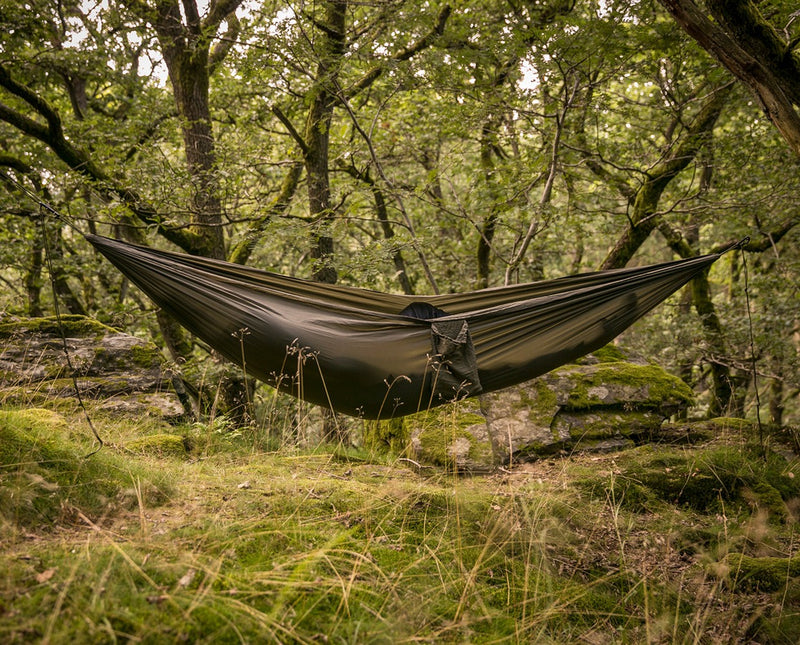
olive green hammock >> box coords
[88,234,730,420]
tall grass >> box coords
[1,406,799,643]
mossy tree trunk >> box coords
[302,0,347,287]
[24,215,45,317]
[579,84,739,415]
[690,266,735,416]
[148,0,243,261]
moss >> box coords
[12,407,69,430]
[590,344,629,363]
[412,405,493,469]
[556,362,694,411]
[362,417,409,455]
[561,410,662,441]
[722,553,800,592]
[0,408,171,528]
[0,388,84,412]
[0,314,116,339]
[126,433,189,458]
[129,343,164,369]
[517,379,559,427]
[598,444,800,516]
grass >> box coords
[1,407,799,643]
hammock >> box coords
[88,234,724,419]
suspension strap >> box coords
[740,241,765,458]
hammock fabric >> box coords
[88,234,722,419]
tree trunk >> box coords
[303,0,347,286]
[658,0,800,156]
[46,223,87,316]
[302,0,347,441]
[25,217,44,317]
[691,267,735,416]
[153,0,228,260]
[476,116,504,289]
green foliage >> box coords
[0,0,798,425]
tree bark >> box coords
[25,217,45,317]
[476,115,505,289]
[303,0,347,285]
[149,0,243,260]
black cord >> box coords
[2,170,105,455]
[39,212,105,455]
[740,244,765,459]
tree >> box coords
[0,0,798,428]
[658,0,800,155]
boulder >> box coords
[486,361,694,463]
[369,350,695,471]
[0,314,184,419]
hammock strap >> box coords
[740,242,765,458]
[40,210,105,455]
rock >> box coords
[0,314,184,420]
[718,553,800,592]
[369,349,695,471]
[486,362,694,464]
[406,401,495,473]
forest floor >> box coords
[1,406,800,644]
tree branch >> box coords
[208,11,241,74]
[600,83,732,269]
[228,160,304,266]
[345,5,452,99]
[271,104,310,157]
[0,65,206,253]
[658,0,800,155]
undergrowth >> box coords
[1,408,799,643]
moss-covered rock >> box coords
[0,314,183,419]
[362,417,409,456]
[543,362,694,413]
[594,443,800,516]
[405,401,495,472]
[370,354,701,471]
[482,359,695,465]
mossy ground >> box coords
[1,406,799,643]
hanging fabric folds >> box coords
[88,234,722,419]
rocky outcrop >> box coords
[367,350,695,472]
[0,315,184,419]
